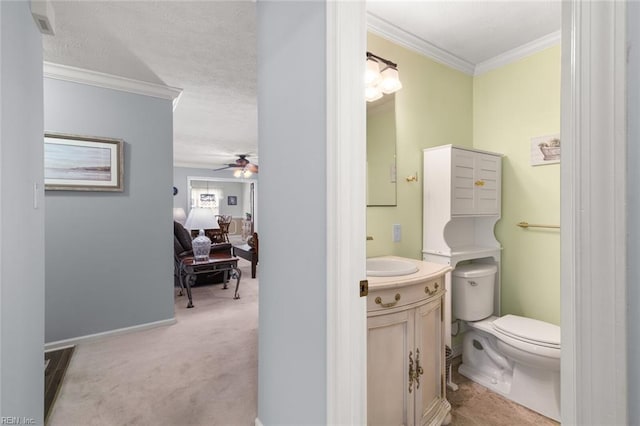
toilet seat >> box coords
[492,314,560,349]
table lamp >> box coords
[184,208,219,261]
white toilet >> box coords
[453,263,561,422]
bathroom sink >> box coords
[366,257,419,277]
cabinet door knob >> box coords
[408,350,415,393]
[375,293,401,308]
[415,348,424,390]
[474,180,485,186]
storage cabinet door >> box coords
[368,310,415,426]
[474,152,501,214]
[451,149,476,215]
[413,298,444,426]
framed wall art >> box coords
[227,195,238,206]
[44,132,124,191]
[530,134,560,166]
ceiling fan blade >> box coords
[212,165,232,172]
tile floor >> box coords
[448,357,559,426]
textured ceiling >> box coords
[43,1,257,170]
[43,1,560,171]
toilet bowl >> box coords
[452,264,561,422]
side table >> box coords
[233,244,258,279]
[178,254,241,308]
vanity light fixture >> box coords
[365,51,403,102]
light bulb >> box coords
[234,169,242,178]
[243,170,252,178]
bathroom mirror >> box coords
[367,94,397,206]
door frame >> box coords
[325,1,368,424]
[560,1,627,423]
[326,1,629,424]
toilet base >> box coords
[459,329,560,422]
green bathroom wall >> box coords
[366,33,473,259]
[473,46,561,325]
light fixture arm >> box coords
[366,51,398,69]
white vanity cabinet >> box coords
[367,258,452,426]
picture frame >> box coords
[227,195,238,206]
[530,134,560,166]
[44,132,124,191]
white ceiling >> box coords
[367,1,561,66]
[42,1,560,170]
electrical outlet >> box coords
[392,224,401,242]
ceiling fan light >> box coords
[233,169,242,178]
[380,66,402,94]
[243,169,252,178]
[365,85,383,102]
[365,57,381,86]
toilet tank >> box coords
[452,263,498,321]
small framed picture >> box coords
[531,134,560,166]
[227,195,238,206]
[44,132,124,191]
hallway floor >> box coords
[48,260,258,426]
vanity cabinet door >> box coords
[368,309,415,426]
[413,297,445,426]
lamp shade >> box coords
[365,57,381,86]
[380,66,403,94]
[184,208,219,231]
[365,85,383,102]
[173,208,187,225]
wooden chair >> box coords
[216,215,232,243]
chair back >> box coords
[174,221,193,254]
[216,215,232,242]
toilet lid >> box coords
[492,315,561,347]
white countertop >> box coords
[367,256,452,291]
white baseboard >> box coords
[255,418,263,426]
[44,317,176,351]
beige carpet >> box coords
[48,260,258,426]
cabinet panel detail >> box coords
[368,311,414,426]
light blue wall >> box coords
[44,78,174,342]
[257,1,327,423]
[628,3,640,423]
[0,1,45,421]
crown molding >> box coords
[366,13,561,78]
[474,31,561,76]
[366,12,475,75]
[43,62,183,109]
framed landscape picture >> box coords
[227,195,238,205]
[44,132,124,191]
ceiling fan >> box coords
[213,154,259,175]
